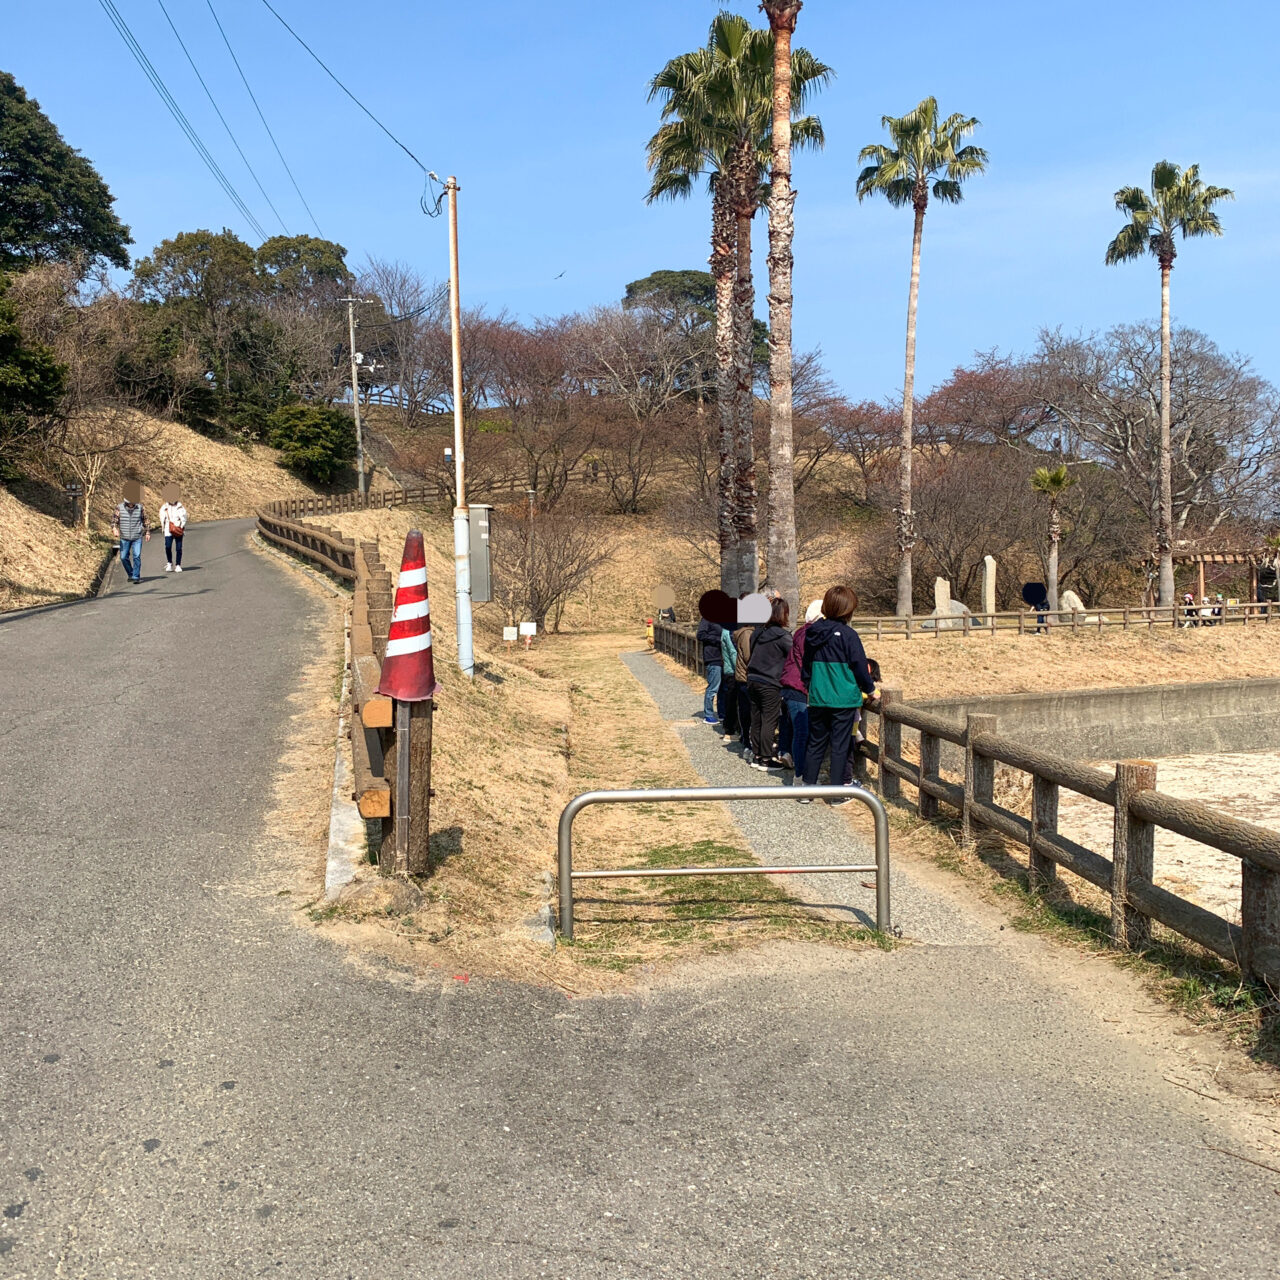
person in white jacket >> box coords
[158,486,188,572]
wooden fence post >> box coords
[1242,857,1280,987]
[407,700,434,876]
[962,713,998,846]
[918,731,940,820]
[1111,760,1157,950]
[878,688,902,800]
[1030,775,1059,892]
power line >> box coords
[258,0,445,217]
[206,0,325,238]
[96,0,269,242]
[154,0,290,236]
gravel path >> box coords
[622,649,997,946]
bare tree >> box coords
[1038,324,1280,545]
[573,305,691,513]
[488,319,595,506]
[490,500,616,633]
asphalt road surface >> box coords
[1,520,1276,1278]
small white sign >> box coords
[503,626,518,642]
[519,621,537,637]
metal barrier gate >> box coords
[556,784,891,939]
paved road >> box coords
[1,520,1276,1278]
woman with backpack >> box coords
[745,597,792,770]
[800,585,876,804]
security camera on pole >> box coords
[440,173,475,680]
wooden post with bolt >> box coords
[1111,760,1157,950]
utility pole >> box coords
[341,296,367,497]
[445,176,474,678]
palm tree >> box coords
[1030,463,1078,615]
[648,13,828,595]
[760,0,804,614]
[1105,162,1233,610]
[857,98,987,617]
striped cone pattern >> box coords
[375,529,440,702]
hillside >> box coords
[0,413,385,613]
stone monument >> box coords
[982,556,997,618]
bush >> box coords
[267,404,356,483]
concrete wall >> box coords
[914,677,1280,766]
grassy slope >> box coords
[0,412,387,612]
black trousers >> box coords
[748,683,782,761]
[736,683,752,746]
[721,677,738,736]
[803,705,859,788]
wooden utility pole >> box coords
[342,297,367,497]
[445,176,474,678]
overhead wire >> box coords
[96,0,270,241]
[153,0,290,236]
[258,0,445,217]
[206,0,325,237]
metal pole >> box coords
[526,486,536,624]
[556,784,891,940]
[342,297,366,497]
[446,176,474,679]
[394,699,410,872]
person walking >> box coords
[111,483,149,584]
[778,598,823,780]
[800,585,876,804]
[695,613,724,726]
[159,490,188,572]
[745,598,792,770]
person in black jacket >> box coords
[745,597,792,769]
[695,615,724,726]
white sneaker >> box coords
[174,565,183,572]
[165,563,173,572]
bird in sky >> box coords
[553,270,566,279]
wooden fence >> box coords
[264,466,612,522]
[255,509,432,877]
[654,622,1280,987]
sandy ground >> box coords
[1059,749,1280,923]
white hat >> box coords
[804,598,823,624]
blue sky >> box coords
[9,1,1278,400]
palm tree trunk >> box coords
[733,193,759,594]
[897,204,925,618]
[711,180,739,596]
[1047,498,1060,614]
[1158,261,1175,608]
[763,0,802,616]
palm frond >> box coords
[1104,220,1149,265]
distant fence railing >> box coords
[263,466,613,521]
[653,620,1280,987]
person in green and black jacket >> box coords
[800,584,876,804]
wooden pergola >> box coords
[1159,548,1273,601]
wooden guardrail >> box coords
[653,620,1280,985]
[655,605,1279,655]
[263,466,612,522]
[256,509,432,877]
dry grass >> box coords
[288,508,880,989]
[0,411,376,612]
[0,484,109,611]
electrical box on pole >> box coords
[469,504,493,603]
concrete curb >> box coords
[325,618,369,899]
[96,543,127,597]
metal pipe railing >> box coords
[556,784,891,939]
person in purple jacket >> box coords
[778,598,823,781]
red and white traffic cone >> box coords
[376,530,440,701]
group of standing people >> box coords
[695,586,881,803]
[111,482,189,583]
